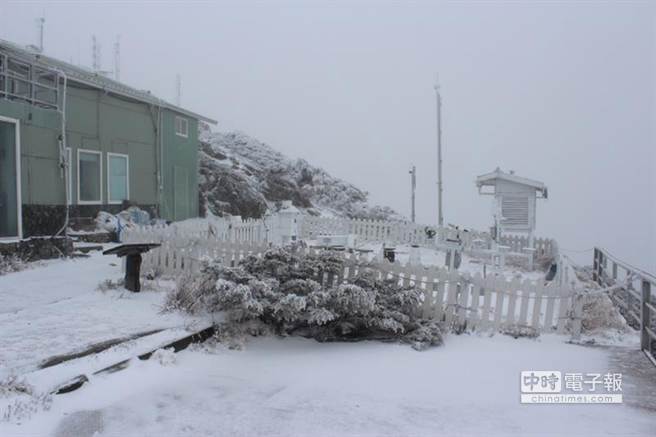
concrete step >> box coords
[72,242,104,254]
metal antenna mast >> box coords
[434,75,444,227]
[409,165,416,223]
[113,35,121,81]
[175,74,181,106]
[92,35,101,72]
[36,16,45,52]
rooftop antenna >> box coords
[113,35,121,81]
[175,74,181,106]
[36,15,45,53]
[409,165,416,223]
[92,35,101,72]
[434,73,444,228]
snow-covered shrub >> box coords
[167,248,443,349]
[0,254,25,276]
[404,320,444,351]
[0,376,52,423]
[500,324,540,339]
[151,348,177,366]
[331,284,376,316]
[562,265,632,337]
[577,291,630,335]
[145,266,164,280]
[96,278,124,292]
[536,254,556,272]
[0,376,31,397]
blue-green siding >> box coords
[0,80,201,236]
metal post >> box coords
[409,165,416,223]
[176,74,182,106]
[92,35,101,72]
[114,35,121,81]
[36,16,45,53]
[434,77,443,228]
[592,248,599,283]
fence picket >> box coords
[443,279,458,327]
[518,280,531,327]
[456,280,470,329]
[469,274,483,330]
[505,278,520,327]
[543,287,556,332]
[556,288,571,334]
[480,284,493,330]
[493,277,505,331]
[531,283,544,331]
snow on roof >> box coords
[476,167,547,192]
[0,39,217,124]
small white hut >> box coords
[266,200,301,246]
[475,168,547,246]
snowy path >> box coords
[4,335,654,437]
[0,251,189,379]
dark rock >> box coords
[0,236,73,261]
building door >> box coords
[0,117,21,239]
[173,165,189,221]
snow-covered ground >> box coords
[0,250,192,379]
[2,335,654,436]
[1,248,654,436]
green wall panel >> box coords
[160,109,199,221]
[1,82,200,221]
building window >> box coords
[78,149,102,204]
[175,116,188,138]
[107,153,129,204]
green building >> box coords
[0,39,216,240]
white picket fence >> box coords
[124,219,557,269]
[300,216,442,246]
[141,241,581,337]
[498,234,557,259]
[121,213,558,264]
[121,217,268,247]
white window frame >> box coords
[175,116,189,138]
[77,148,103,205]
[0,115,22,241]
[107,152,129,205]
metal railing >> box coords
[0,51,60,110]
[593,247,656,366]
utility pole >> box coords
[434,76,444,227]
[175,74,181,106]
[409,165,416,223]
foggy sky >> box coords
[1,1,654,271]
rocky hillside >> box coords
[198,130,400,220]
